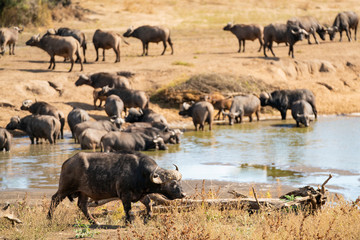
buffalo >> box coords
[25,34,83,72]
[179,101,214,131]
[78,128,108,150]
[21,100,65,139]
[6,115,60,144]
[49,27,87,63]
[92,29,128,62]
[125,108,168,126]
[263,23,308,58]
[287,16,327,44]
[260,89,317,120]
[0,26,23,55]
[67,108,90,139]
[0,128,12,151]
[224,95,260,125]
[75,72,131,89]
[73,120,119,143]
[105,95,125,128]
[98,86,149,113]
[327,11,358,41]
[123,25,173,56]
[47,151,185,224]
[291,100,316,127]
[124,126,182,144]
[223,22,263,52]
[100,131,167,152]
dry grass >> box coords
[1,193,359,239]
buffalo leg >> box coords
[238,39,242,53]
[69,59,74,72]
[48,57,53,69]
[263,40,268,57]
[95,47,99,61]
[51,56,56,70]
[249,114,253,122]
[161,40,167,55]
[47,191,67,220]
[242,40,245,52]
[257,38,263,52]
[102,49,106,61]
[121,197,134,224]
[256,110,260,121]
[280,109,287,120]
[345,29,351,42]
[141,41,146,56]
[83,47,87,63]
[214,110,221,120]
[269,41,276,57]
[145,43,149,56]
[168,37,174,54]
[11,43,15,55]
[140,195,153,223]
[77,193,99,225]
[339,31,343,42]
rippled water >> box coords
[1,116,359,199]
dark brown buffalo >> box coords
[47,151,185,223]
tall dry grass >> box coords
[1,193,359,239]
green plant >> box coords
[172,61,194,67]
[74,221,99,239]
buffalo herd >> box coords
[0,11,355,224]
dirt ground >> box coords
[0,0,359,219]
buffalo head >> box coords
[153,136,168,150]
[21,99,33,111]
[123,26,134,37]
[296,113,315,127]
[25,34,41,46]
[125,108,143,122]
[316,26,327,41]
[259,92,271,106]
[6,116,21,130]
[223,22,233,31]
[75,74,91,86]
[326,26,338,41]
[150,165,186,200]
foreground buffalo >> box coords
[6,115,60,144]
[260,89,317,120]
[224,95,260,125]
[263,23,308,58]
[123,25,173,56]
[327,11,358,41]
[0,128,12,151]
[21,100,65,139]
[101,131,167,152]
[47,151,185,224]
[291,100,315,127]
[179,101,214,131]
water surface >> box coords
[1,116,359,199]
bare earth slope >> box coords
[0,0,360,128]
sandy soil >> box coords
[0,0,359,208]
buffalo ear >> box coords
[150,167,163,184]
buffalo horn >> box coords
[173,164,179,171]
